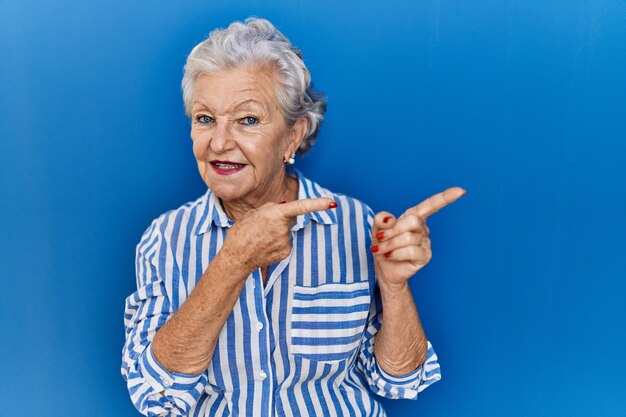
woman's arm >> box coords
[374,281,428,375]
[151,245,251,374]
[369,187,466,375]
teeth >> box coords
[215,163,243,169]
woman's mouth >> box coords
[210,160,247,176]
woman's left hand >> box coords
[371,187,467,290]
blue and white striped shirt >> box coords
[121,168,441,416]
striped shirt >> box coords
[121,168,441,417]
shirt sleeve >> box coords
[355,206,442,400]
[121,217,207,416]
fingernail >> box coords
[279,201,287,204]
[376,231,385,240]
[384,251,392,258]
[329,202,337,209]
[371,245,379,253]
[383,216,392,223]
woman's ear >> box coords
[287,117,308,155]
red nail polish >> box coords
[329,202,337,209]
[384,251,392,258]
[279,201,287,204]
[383,216,392,223]
[371,245,379,253]
[376,232,385,240]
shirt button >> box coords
[256,322,264,330]
[259,371,267,380]
[161,376,173,388]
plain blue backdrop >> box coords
[1,1,625,416]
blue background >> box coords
[1,1,625,416]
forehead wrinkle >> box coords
[191,99,213,111]
[191,88,216,111]
[229,98,265,112]
[191,96,265,114]
[192,70,279,114]
[230,94,278,118]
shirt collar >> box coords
[194,167,337,235]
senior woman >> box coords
[121,17,465,417]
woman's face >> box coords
[190,66,304,203]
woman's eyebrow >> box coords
[230,99,265,111]
[191,101,213,112]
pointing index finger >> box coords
[279,197,336,218]
[409,186,467,219]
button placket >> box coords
[252,268,272,393]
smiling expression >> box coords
[190,66,306,205]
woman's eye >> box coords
[240,116,259,126]
[196,115,214,124]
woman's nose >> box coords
[209,122,236,153]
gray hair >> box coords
[181,17,327,154]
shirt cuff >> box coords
[375,361,422,385]
[371,340,442,399]
[138,343,207,414]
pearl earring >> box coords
[285,153,296,165]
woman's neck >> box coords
[221,170,298,222]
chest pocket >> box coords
[290,280,371,362]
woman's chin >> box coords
[206,181,250,203]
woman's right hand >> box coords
[221,197,336,273]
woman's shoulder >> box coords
[331,191,373,212]
[136,190,209,250]
[303,175,375,222]
[331,192,376,225]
